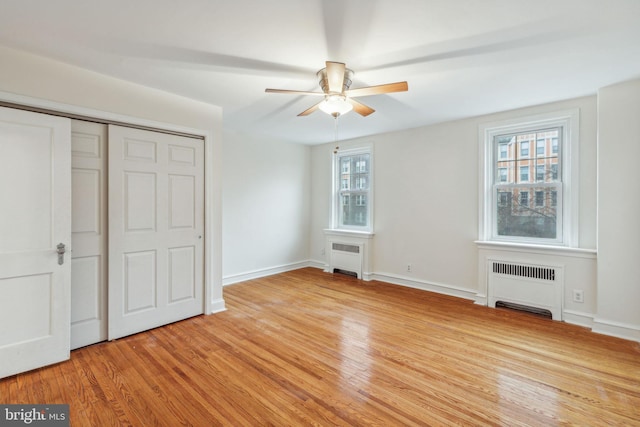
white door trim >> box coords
[0,90,223,316]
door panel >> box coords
[169,175,196,228]
[0,107,71,378]
[108,125,204,340]
[0,127,54,252]
[124,250,157,313]
[169,246,196,303]
[124,172,156,231]
[70,120,107,349]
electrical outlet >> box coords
[406,264,412,273]
[572,289,584,303]
[321,248,325,256]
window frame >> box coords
[478,109,579,247]
[332,145,374,232]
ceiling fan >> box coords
[265,61,408,117]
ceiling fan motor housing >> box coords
[317,67,354,94]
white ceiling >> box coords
[1,0,639,144]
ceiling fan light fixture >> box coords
[319,95,353,116]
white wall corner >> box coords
[307,259,327,271]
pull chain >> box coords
[333,112,340,153]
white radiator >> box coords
[329,242,363,279]
[487,260,563,320]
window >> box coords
[334,147,373,231]
[341,161,350,174]
[499,143,508,159]
[480,110,578,246]
[356,176,367,190]
[498,167,507,182]
[498,191,511,206]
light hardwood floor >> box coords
[2,268,639,426]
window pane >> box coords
[340,193,368,226]
[337,151,371,229]
[518,163,530,182]
[496,187,557,239]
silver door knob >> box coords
[57,243,66,265]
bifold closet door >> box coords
[108,125,204,340]
[0,107,71,378]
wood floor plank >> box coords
[1,267,639,426]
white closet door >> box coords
[70,120,108,349]
[0,107,71,378]
[108,125,204,340]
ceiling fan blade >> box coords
[265,89,326,96]
[346,81,408,98]
[298,101,323,116]
[326,61,346,93]
[347,98,375,117]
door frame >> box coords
[0,90,224,316]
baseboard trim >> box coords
[209,298,226,314]
[307,260,326,270]
[371,272,477,301]
[222,261,313,286]
[562,309,594,329]
[474,294,488,306]
[592,317,640,342]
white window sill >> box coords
[475,240,596,258]
[324,229,375,239]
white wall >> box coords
[222,130,311,283]
[0,45,225,311]
[311,96,598,301]
[595,78,640,341]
